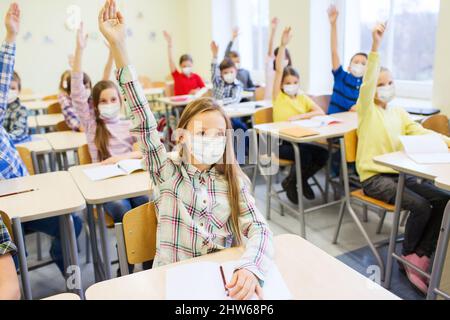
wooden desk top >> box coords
[373,152,450,181]
[254,112,357,143]
[85,234,399,300]
[43,131,87,152]
[224,100,272,118]
[0,172,86,222]
[69,164,152,204]
[25,99,58,111]
[36,114,64,128]
[435,176,450,192]
[16,135,53,154]
[143,88,165,96]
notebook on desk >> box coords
[166,261,292,300]
[279,126,320,139]
[399,134,450,164]
[83,159,144,181]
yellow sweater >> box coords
[356,52,450,182]
[273,92,314,123]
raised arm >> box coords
[225,27,239,58]
[357,23,386,117]
[328,5,340,71]
[102,45,114,80]
[267,18,279,57]
[163,31,177,74]
[0,4,20,125]
[99,0,175,185]
[273,27,292,100]
[211,41,221,86]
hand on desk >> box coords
[226,269,264,300]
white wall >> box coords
[432,0,450,116]
[0,0,189,94]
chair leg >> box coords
[84,221,91,264]
[362,204,369,223]
[333,200,347,244]
[115,223,129,277]
[376,211,387,235]
[36,232,43,261]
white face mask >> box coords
[350,63,366,78]
[223,72,236,84]
[182,67,192,76]
[191,135,226,165]
[377,84,396,104]
[8,90,19,104]
[99,103,121,120]
[283,84,299,97]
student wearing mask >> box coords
[163,31,205,96]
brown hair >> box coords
[176,97,249,244]
[274,47,292,71]
[281,66,300,86]
[350,52,368,64]
[12,71,21,92]
[60,71,92,96]
[227,51,240,59]
[219,58,236,72]
[179,54,193,65]
[92,80,122,161]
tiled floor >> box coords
[24,171,414,300]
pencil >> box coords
[0,189,35,198]
[219,265,229,297]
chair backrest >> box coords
[254,87,266,101]
[122,202,157,265]
[47,102,62,114]
[138,76,152,89]
[422,114,450,137]
[55,120,71,132]
[344,129,358,163]
[77,144,92,165]
[15,146,35,175]
[253,107,273,125]
[43,94,58,101]
[0,211,13,242]
[310,95,331,114]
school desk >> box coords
[36,114,64,132]
[223,100,272,118]
[25,99,59,115]
[254,112,358,238]
[42,293,81,300]
[0,171,86,300]
[85,234,399,300]
[373,152,450,300]
[28,116,37,130]
[69,164,152,282]
[143,87,165,99]
[16,134,55,173]
[43,132,87,170]
[19,93,53,103]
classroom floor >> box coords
[24,169,423,300]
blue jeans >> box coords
[22,214,83,274]
[103,196,150,223]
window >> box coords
[342,0,440,98]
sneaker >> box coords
[401,254,429,295]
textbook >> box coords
[292,115,342,128]
[279,126,319,139]
[399,134,450,164]
[83,159,144,181]
[166,261,292,300]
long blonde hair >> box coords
[176,97,250,244]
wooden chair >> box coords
[55,121,71,132]
[47,102,62,114]
[115,202,157,276]
[333,129,400,279]
[15,146,35,175]
[43,94,58,101]
[422,114,450,137]
[254,87,266,101]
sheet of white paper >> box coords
[408,153,450,164]
[311,115,342,126]
[399,134,448,154]
[117,159,143,175]
[291,120,322,128]
[83,165,125,181]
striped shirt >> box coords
[211,59,243,106]
[328,66,363,114]
[0,215,16,256]
[58,92,81,131]
[3,98,29,144]
[71,72,135,163]
[0,42,28,180]
[117,65,273,281]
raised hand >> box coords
[280,27,292,47]
[231,27,240,41]
[68,54,75,68]
[327,4,339,25]
[98,0,126,47]
[271,17,279,31]
[76,22,88,50]
[372,22,386,52]
[5,3,21,43]
[163,30,173,47]
[210,41,219,58]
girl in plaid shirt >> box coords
[100,0,273,300]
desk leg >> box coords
[97,204,112,279]
[62,152,69,171]
[31,151,39,175]
[11,217,32,300]
[427,200,450,300]
[86,204,104,282]
[63,214,85,300]
[59,217,70,282]
[384,173,405,288]
[291,143,306,239]
[49,152,56,172]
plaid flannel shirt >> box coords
[3,98,29,143]
[58,92,81,131]
[117,65,273,281]
[0,215,16,255]
[0,42,28,180]
[211,58,243,106]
